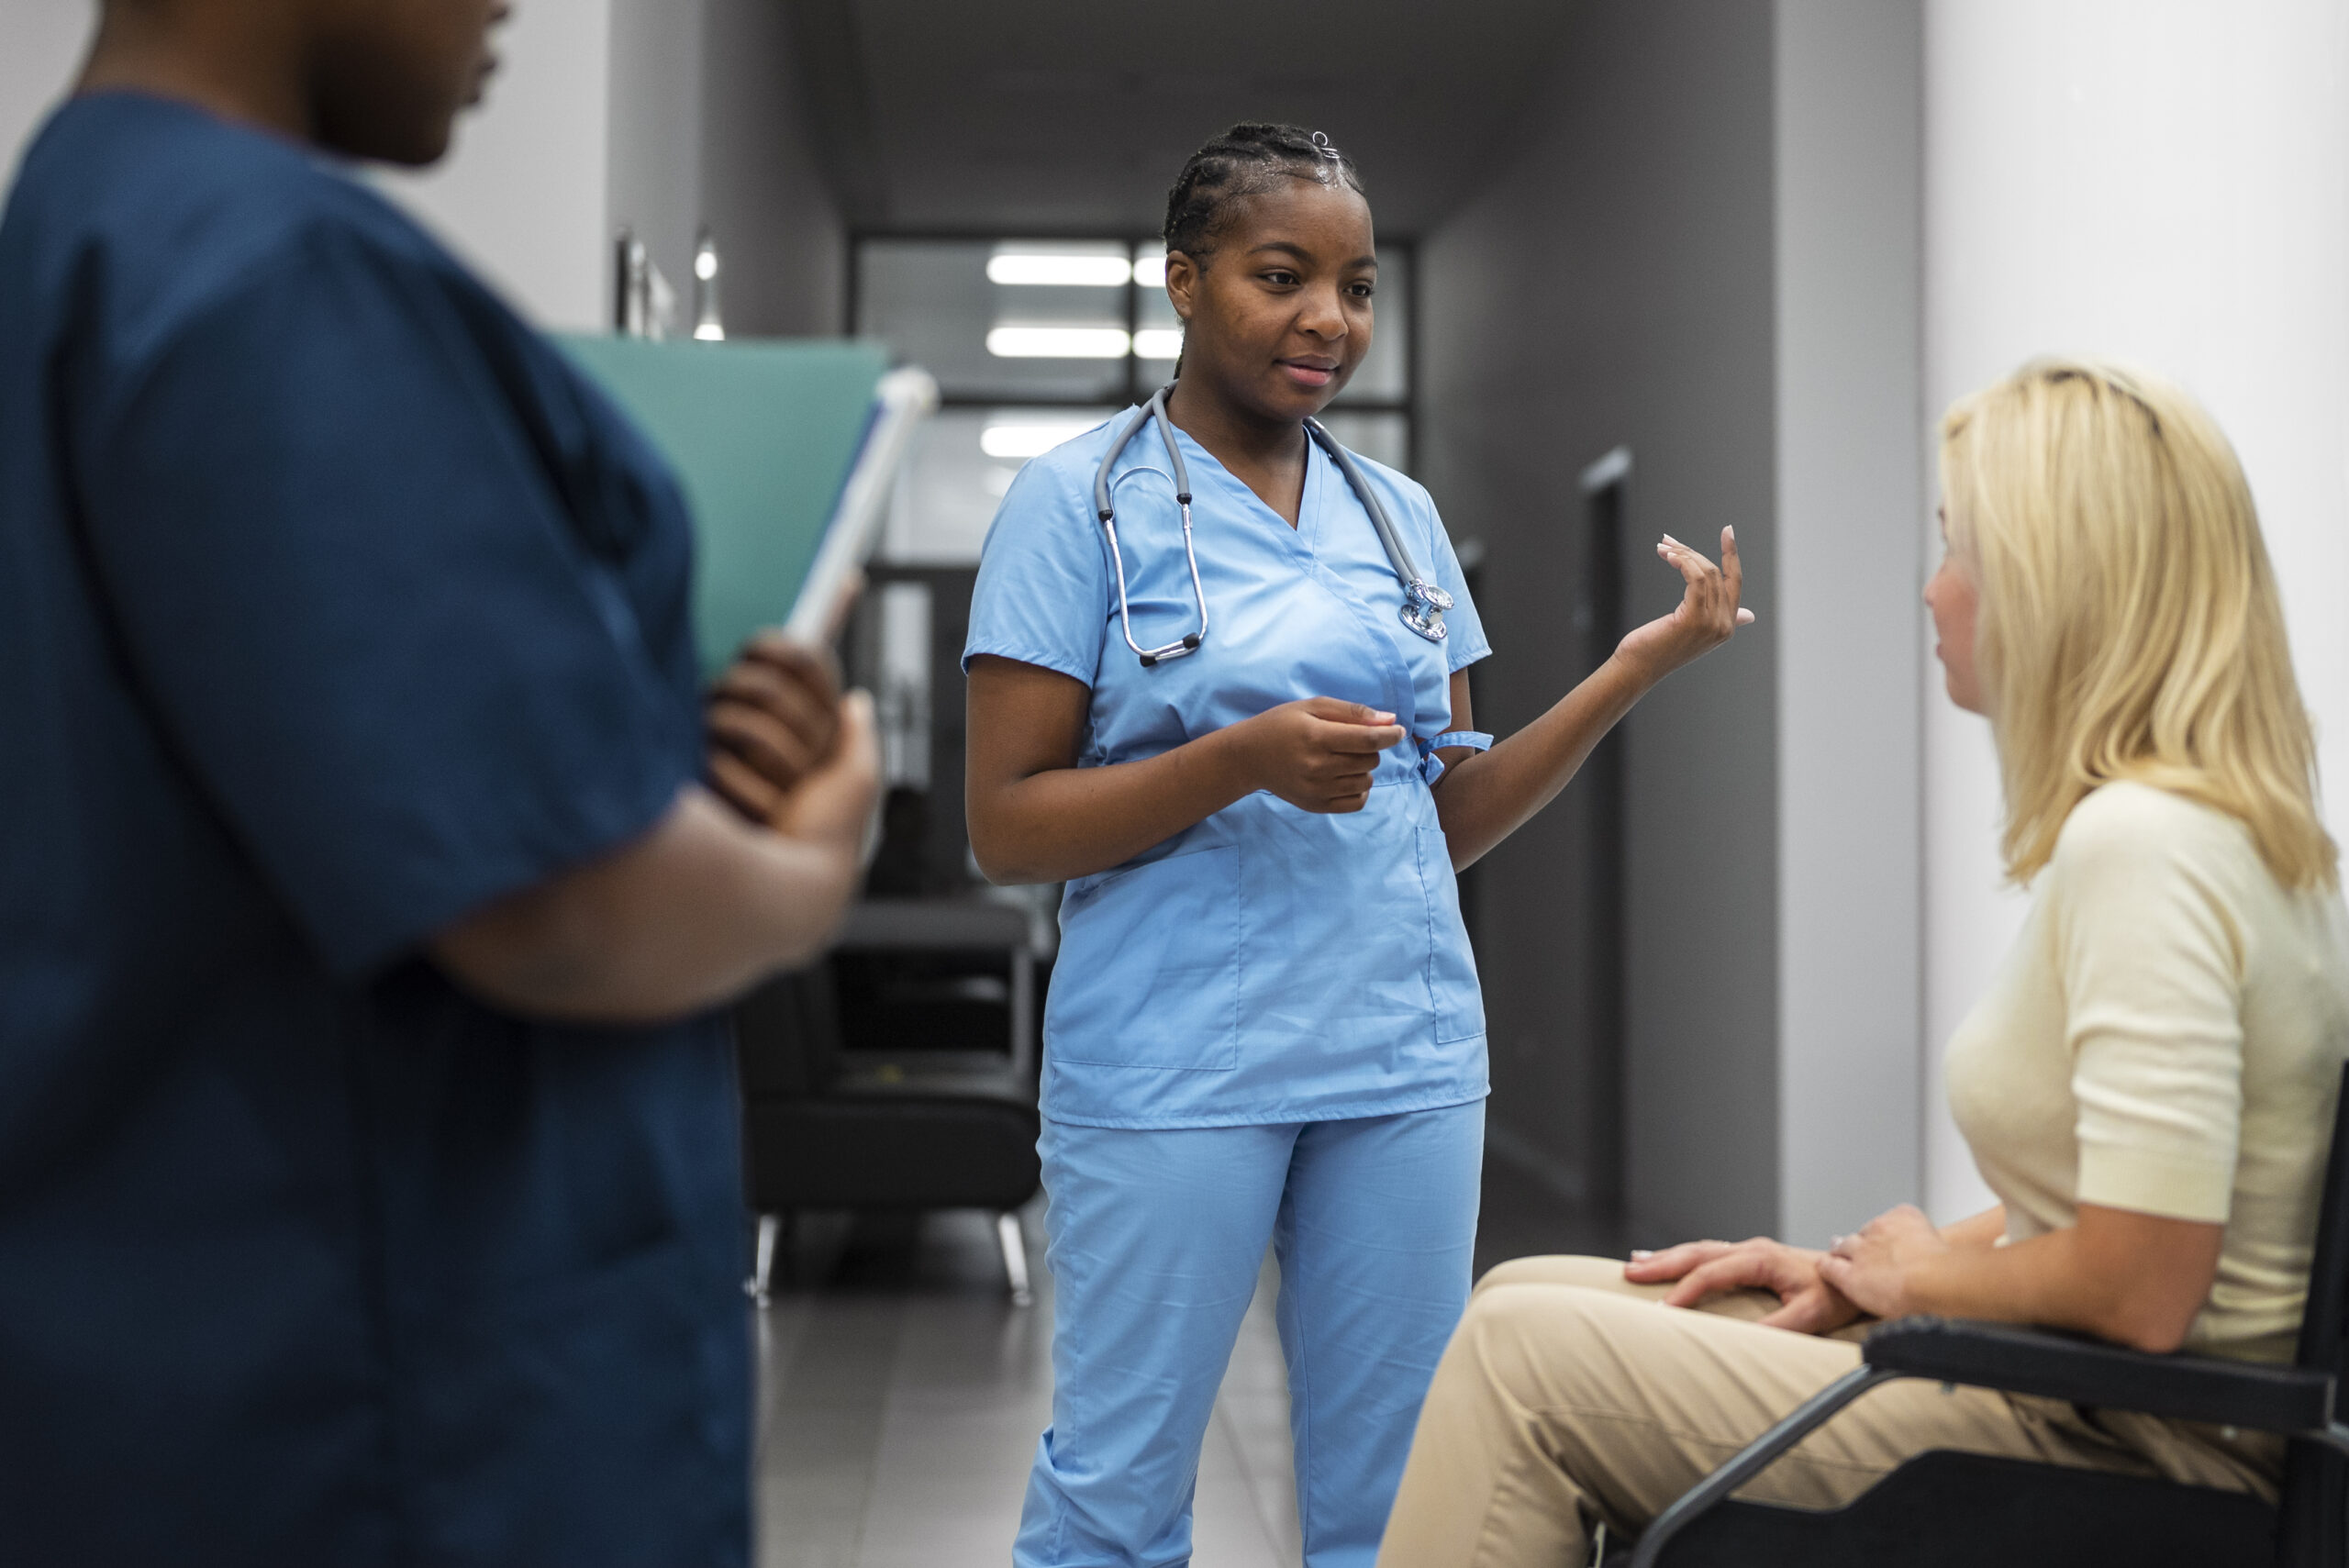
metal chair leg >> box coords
[747,1211,782,1307]
[997,1211,1033,1307]
[1629,1364,1896,1568]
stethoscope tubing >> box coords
[1092,383,1450,666]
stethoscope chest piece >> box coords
[1400,580,1453,643]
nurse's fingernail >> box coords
[1372,710,1395,724]
[1630,1249,1653,1261]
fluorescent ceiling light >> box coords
[985,326,1131,359]
[987,254,1131,287]
[1131,252,1167,289]
[1133,328,1183,360]
[981,421,1098,459]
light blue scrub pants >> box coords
[1014,1101,1486,1568]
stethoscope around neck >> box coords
[1091,383,1454,667]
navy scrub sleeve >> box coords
[0,95,747,1566]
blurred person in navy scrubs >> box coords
[0,2,880,1563]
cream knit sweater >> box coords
[1947,781,2349,1362]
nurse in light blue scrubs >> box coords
[964,122,1753,1568]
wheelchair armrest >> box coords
[1863,1316,2332,1433]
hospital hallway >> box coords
[13,0,2349,1562]
[751,1162,1624,1566]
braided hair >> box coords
[1161,122,1368,262]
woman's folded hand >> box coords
[1625,1235,1865,1337]
[1819,1204,1951,1321]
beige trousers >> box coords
[1375,1255,2283,1568]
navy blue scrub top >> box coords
[0,95,748,1566]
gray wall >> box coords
[703,0,847,337]
[1423,0,1927,1245]
[1420,0,1783,1241]
[608,0,707,312]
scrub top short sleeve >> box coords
[72,231,695,978]
[963,447,1113,686]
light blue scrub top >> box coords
[964,414,1492,1129]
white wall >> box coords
[377,0,617,331]
[0,0,620,330]
[1774,0,1926,1245]
[1922,0,2349,1218]
[6,0,836,342]
[0,0,95,186]
[386,0,827,338]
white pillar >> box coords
[1922,0,2349,1218]
[1772,0,1927,1243]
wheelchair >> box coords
[1610,1061,2349,1568]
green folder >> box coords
[556,335,892,676]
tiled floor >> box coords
[752,1155,1622,1568]
[752,1205,1298,1567]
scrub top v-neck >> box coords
[965,413,1493,1129]
[0,95,747,1566]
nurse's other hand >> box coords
[707,635,843,811]
[747,690,882,851]
[1626,1236,1864,1337]
[1231,697,1408,814]
[1612,526,1754,686]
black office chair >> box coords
[734,899,1044,1307]
[1615,1060,2349,1568]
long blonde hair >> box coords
[1940,356,2334,889]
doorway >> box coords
[1578,448,1631,1218]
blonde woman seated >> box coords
[1375,357,2349,1567]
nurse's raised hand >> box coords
[1230,697,1408,815]
[1431,527,1752,871]
[1612,525,1754,686]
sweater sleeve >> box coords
[2054,785,2249,1224]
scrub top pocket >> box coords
[1050,844,1242,1072]
[1418,827,1486,1047]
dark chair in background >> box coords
[736,563,1052,1306]
[736,900,1044,1305]
[1618,1060,2349,1567]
